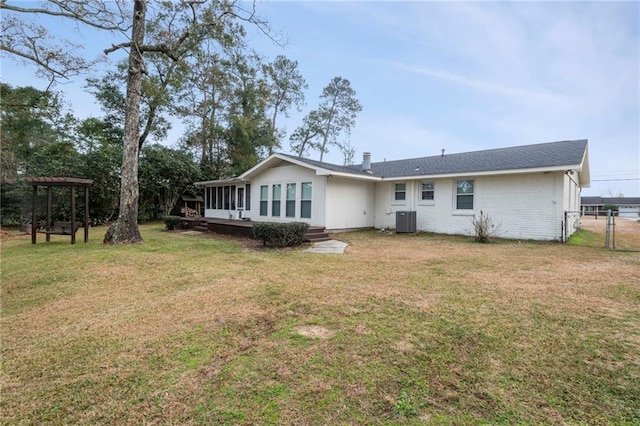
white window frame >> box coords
[454,179,475,213]
[259,185,269,216]
[272,184,281,217]
[285,183,297,218]
[392,182,407,205]
[419,181,435,206]
[300,182,312,219]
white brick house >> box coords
[195,139,590,241]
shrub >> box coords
[603,204,619,216]
[162,215,182,230]
[471,210,499,243]
[252,222,309,247]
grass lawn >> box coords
[1,223,639,425]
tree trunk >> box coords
[104,0,146,244]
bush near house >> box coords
[471,210,499,243]
[162,215,182,230]
[252,222,309,247]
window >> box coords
[272,184,281,217]
[245,184,251,211]
[456,179,474,210]
[237,188,244,209]
[217,187,223,210]
[230,185,236,210]
[260,185,268,216]
[301,182,312,219]
[421,182,434,201]
[394,183,406,201]
[286,183,296,217]
[223,186,230,209]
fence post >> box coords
[604,210,611,249]
[612,213,616,250]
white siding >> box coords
[374,172,568,240]
[244,164,327,226]
[325,176,375,230]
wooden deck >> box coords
[180,217,330,242]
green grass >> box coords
[1,223,639,424]
[568,228,603,247]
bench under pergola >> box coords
[25,177,93,244]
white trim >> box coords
[391,182,407,206]
[453,178,475,213]
[418,181,435,206]
[381,164,584,182]
[195,177,244,186]
[317,171,380,182]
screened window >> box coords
[230,185,236,210]
[237,188,244,209]
[223,186,230,209]
[394,183,406,201]
[456,180,474,210]
[260,185,268,216]
[207,185,241,210]
[286,183,296,217]
[272,184,281,217]
[206,187,212,209]
[301,182,312,219]
[245,184,251,211]
[421,182,434,201]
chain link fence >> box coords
[575,209,640,251]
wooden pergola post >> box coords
[84,186,90,243]
[31,184,37,245]
[46,186,52,242]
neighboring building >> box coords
[195,139,590,241]
[581,196,640,218]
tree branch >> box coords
[0,0,129,32]
[0,43,67,79]
[104,42,131,55]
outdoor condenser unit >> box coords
[396,211,417,233]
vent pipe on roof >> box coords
[441,149,445,157]
[362,152,372,173]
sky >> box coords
[2,1,639,196]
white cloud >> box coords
[392,62,564,103]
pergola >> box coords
[25,177,93,244]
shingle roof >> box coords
[284,139,588,179]
[581,196,640,205]
[278,153,371,176]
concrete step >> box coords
[305,226,329,242]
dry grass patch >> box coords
[2,224,639,424]
[578,215,640,250]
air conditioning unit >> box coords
[396,211,416,233]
